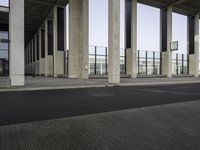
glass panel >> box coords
[0,0,9,7]
[0,31,9,76]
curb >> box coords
[0,81,200,92]
[0,84,112,92]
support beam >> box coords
[125,0,137,78]
[68,0,89,79]
[160,6,173,77]
[108,0,120,84]
[9,0,25,86]
[188,14,199,77]
[170,0,188,6]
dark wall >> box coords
[48,20,53,55]
[33,39,35,62]
[188,16,195,54]
[0,23,8,31]
[161,8,167,52]
[37,35,39,60]
[41,29,45,58]
[125,0,132,49]
[57,7,65,51]
[30,43,32,63]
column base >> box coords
[130,74,137,78]
[10,75,25,86]
[68,74,78,79]
[108,74,120,84]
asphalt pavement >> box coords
[1,83,200,126]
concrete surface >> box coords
[1,83,200,126]
[1,84,200,150]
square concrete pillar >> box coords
[53,6,66,77]
[68,0,89,79]
[45,19,54,76]
[108,0,120,84]
[28,44,30,75]
[35,35,39,76]
[29,42,32,75]
[160,6,172,78]
[188,14,199,77]
[9,0,25,86]
[125,0,137,78]
[32,39,35,76]
[39,28,45,76]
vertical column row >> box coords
[160,6,172,77]
[108,0,121,83]
[68,0,89,79]
[125,0,137,78]
[24,6,67,78]
[9,0,25,86]
[188,14,199,77]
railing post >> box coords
[105,47,108,75]
[94,46,97,75]
[182,54,184,74]
[145,51,148,75]
[153,52,155,75]
[187,54,189,75]
[176,53,178,75]
[124,48,126,75]
[160,52,162,75]
[138,50,140,75]
[67,50,69,75]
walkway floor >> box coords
[1,76,200,91]
[1,101,200,150]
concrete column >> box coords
[68,0,89,79]
[35,35,39,76]
[160,6,172,77]
[40,27,46,76]
[125,0,137,78]
[108,0,120,84]
[44,20,48,76]
[53,6,66,77]
[32,39,35,76]
[188,14,199,77]
[45,19,54,76]
[53,6,58,77]
[29,43,31,75]
[9,0,25,86]
[28,44,30,75]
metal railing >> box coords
[0,49,9,76]
[64,47,191,77]
[172,53,189,75]
[88,46,126,75]
[137,50,161,75]
[0,58,9,76]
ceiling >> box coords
[138,0,200,16]
[25,0,68,45]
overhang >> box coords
[138,0,200,16]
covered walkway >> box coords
[0,0,200,87]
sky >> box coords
[89,0,188,53]
[0,0,191,54]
